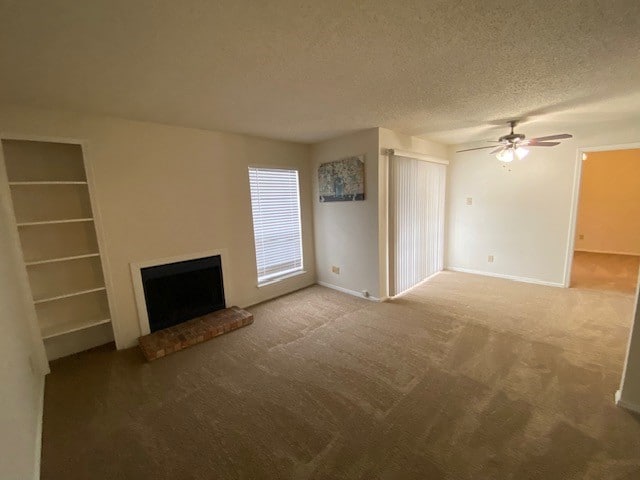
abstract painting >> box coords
[318,155,365,202]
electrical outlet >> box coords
[578,234,584,240]
[488,255,494,263]
[466,197,473,205]
[332,266,340,274]
[362,290,370,298]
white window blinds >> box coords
[249,167,303,284]
[390,154,446,296]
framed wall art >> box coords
[318,155,365,202]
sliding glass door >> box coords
[389,153,446,295]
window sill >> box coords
[257,270,307,288]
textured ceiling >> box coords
[1,0,639,144]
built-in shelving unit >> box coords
[1,139,114,360]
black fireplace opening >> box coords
[141,255,225,332]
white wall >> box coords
[619,281,640,411]
[311,129,380,298]
[0,200,46,479]
[0,106,315,349]
[446,121,640,286]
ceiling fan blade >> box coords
[490,146,505,154]
[528,141,560,147]
[456,145,502,153]
[529,133,573,142]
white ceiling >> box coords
[1,0,639,144]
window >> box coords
[248,167,303,285]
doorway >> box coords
[569,147,640,294]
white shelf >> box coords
[25,252,100,266]
[9,181,88,185]
[17,218,93,227]
[34,286,106,305]
[41,318,111,340]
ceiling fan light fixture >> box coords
[515,147,529,160]
[497,149,514,163]
[455,123,572,157]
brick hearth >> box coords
[138,306,253,361]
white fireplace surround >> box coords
[130,249,234,336]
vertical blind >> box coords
[390,155,446,295]
[248,167,303,284]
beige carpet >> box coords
[571,251,640,295]
[42,272,640,479]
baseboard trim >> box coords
[575,249,640,257]
[34,374,45,480]
[317,281,380,301]
[615,389,640,414]
[445,267,564,288]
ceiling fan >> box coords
[456,121,573,162]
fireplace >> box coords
[140,255,225,332]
